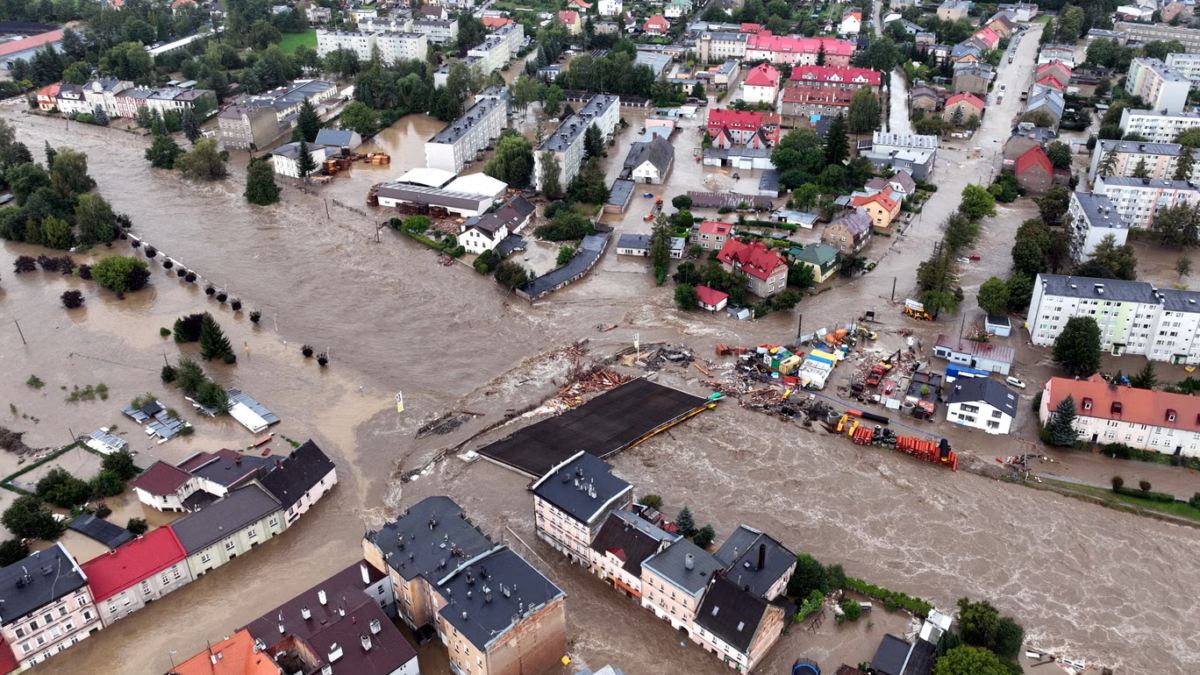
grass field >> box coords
[1041,478,1200,521]
[279,29,317,54]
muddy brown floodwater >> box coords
[1,80,1199,675]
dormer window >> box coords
[1111,402,1123,415]
[1167,409,1178,423]
[1082,398,1093,411]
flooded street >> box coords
[1,43,1199,672]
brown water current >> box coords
[1,39,1199,672]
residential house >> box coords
[706,108,780,148]
[933,335,1014,374]
[924,43,952,66]
[697,31,751,63]
[788,65,882,94]
[1035,61,1071,88]
[1119,109,1200,144]
[559,10,582,35]
[859,132,938,179]
[0,544,101,670]
[742,63,781,105]
[567,0,593,9]
[459,196,535,254]
[363,496,568,675]
[909,85,943,114]
[1014,145,1055,194]
[169,484,286,578]
[616,233,686,257]
[665,0,692,18]
[532,451,634,567]
[81,528,194,627]
[710,60,741,86]
[972,27,1000,50]
[822,209,873,255]
[1095,175,1200,229]
[1162,0,1193,22]
[599,0,622,15]
[794,243,840,283]
[314,128,362,151]
[986,14,1017,38]
[54,84,90,116]
[942,92,984,125]
[35,83,60,111]
[78,78,131,118]
[628,135,675,183]
[595,21,620,34]
[998,3,1038,21]
[1066,190,1128,263]
[1025,89,1065,127]
[717,240,788,297]
[937,0,972,21]
[271,141,332,178]
[696,285,730,311]
[1002,123,1056,166]
[693,576,787,673]
[1037,44,1076,68]
[691,220,734,250]
[780,85,854,119]
[1040,374,1200,454]
[1126,57,1191,114]
[640,539,725,634]
[113,86,218,118]
[170,630,282,675]
[589,510,680,600]
[644,15,671,36]
[949,43,981,65]
[131,461,203,512]
[218,104,283,150]
[946,375,1018,434]
[952,65,991,96]
[743,34,854,67]
[241,563,417,675]
[839,10,862,36]
[713,525,796,600]
[247,440,337,526]
[872,634,937,675]
[852,187,901,233]
[412,17,459,44]
[534,94,620,190]
[307,4,332,23]
[864,170,916,201]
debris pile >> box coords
[640,345,696,371]
[553,368,631,407]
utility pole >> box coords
[890,277,896,302]
[795,313,803,344]
[324,198,330,220]
[13,320,25,345]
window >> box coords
[20,644,29,655]
[247,528,258,539]
[29,621,38,631]
[201,553,212,564]
[63,621,73,632]
[57,607,67,618]
[35,636,45,647]
[82,611,92,622]
[15,628,24,639]
[225,540,236,551]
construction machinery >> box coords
[644,197,664,222]
[903,299,933,321]
[865,364,887,387]
[855,327,878,340]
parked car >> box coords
[968,254,981,260]
[956,256,971,263]
[1006,377,1026,389]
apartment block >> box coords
[1088,140,1199,183]
[169,484,287,578]
[1028,273,1200,363]
[425,95,509,173]
[112,86,216,118]
[413,17,459,44]
[1166,51,1200,87]
[468,35,512,75]
[1066,191,1129,263]
[1094,175,1200,229]
[1115,21,1200,54]
[1126,58,1191,114]
[81,528,194,627]
[1119,108,1200,144]
[534,94,620,190]
[316,29,427,63]
[217,103,282,150]
[532,451,633,566]
[1041,375,1200,455]
[0,544,102,669]
[697,32,750,62]
[491,21,524,58]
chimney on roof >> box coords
[361,634,373,651]
[685,553,695,570]
[360,563,370,585]
[757,543,766,570]
[301,606,312,620]
[319,590,327,605]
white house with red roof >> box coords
[789,65,882,93]
[690,220,734,250]
[559,10,582,35]
[745,34,853,67]
[839,10,862,35]
[696,285,729,311]
[82,528,195,627]
[644,14,670,36]
[131,461,202,512]
[706,109,781,148]
[717,240,788,297]
[742,63,781,105]
[1040,374,1200,455]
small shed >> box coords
[985,314,1012,337]
[696,285,729,312]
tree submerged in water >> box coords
[301,344,314,357]
[316,353,328,367]
[249,310,261,323]
[60,290,84,309]
[230,298,242,312]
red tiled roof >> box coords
[974,27,999,47]
[568,0,592,7]
[1035,75,1064,90]
[746,34,854,56]
[717,240,786,281]
[173,630,281,675]
[740,23,761,33]
[130,461,191,495]
[1045,375,1200,433]
[743,63,781,88]
[0,641,16,675]
[482,16,513,27]
[559,10,579,24]
[946,92,984,110]
[0,30,64,58]
[789,64,881,86]
[36,82,61,99]
[171,0,196,7]
[698,220,732,235]
[81,528,187,602]
[696,285,729,306]
[1015,145,1052,176]
[707,108,771,129]
[845,10,862,20]
[852,188,897,212]
[645,14,669,29]
[607,547,627,562]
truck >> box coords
[903,299,933,321]
[866,364,887,387]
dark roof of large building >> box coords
[0,543,87,626]
[131,460,192,496]
[871,635,936,675]
[628,135,674,174]
[429,97,505,145]
[183,450,273,488]
[365,496,494,582]
[67,514,134,549]
[169,484,282,554]
[539,94,619,152]
[694,576,771,653]
[437,546,566,650]
[1036,273,1162,304]
[463,196,535,236]
[531,451,632,525]
[589,511,675,576]
[252,440,336,507]
[642,538,724,595]
[712,525,795,597]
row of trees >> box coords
[916,186,996,318]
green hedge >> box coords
[844,577,933,617]
[0,443,80,496]
[1114,486,1179,504]
[792,589,824,622]
[402,230,454,253]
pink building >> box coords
[532,452,634,567]
[744,33,854,67]
[0,544,102,670]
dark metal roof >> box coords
[0,544,87,626]
[530,452,631,525]
[429,97,505,145]
[520,232,609,300]
[642,539,723,595]
[713,525,795,598]
[694,576,771,653]
[1037,273,1162,304]
[538,95,619,152]
[253,440,336,507]
[169,484,282,554]
[365,496,493,583]
[67,514,133,549]
[589,511,676,576]
[872,634,912,675]
[947,376,1019,417]
[188,452,272,488]
[686,191,773,209]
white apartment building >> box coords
[316,29,373,58]
[1119,108,1200,144]
[1166,51,1200,87]
[412,17,458,44]
[424,95,508,173]
[376,32,428,64]
[1094,175,1200,229]
[1115,21,1200,54]
[599,0,622,15]
[697,31,749,63]
[468,35,512,74]
[1028,273,1200,363]
[1126,58,1191,114]
[1066,191,1130,263]
[357,15,412,32]
[315,29,427,63]
[1040,375,1200,455]
[1088,140,1200,183]
[531,451,633,567]
[491,21,524,58]
[534,94,620,191]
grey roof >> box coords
[1027,90,1065,117]
[607,178,635,207]
[1071,191,1127,230]
[1097,140,1181,157]
[437,546,565,651]
[272,141,329,161]
[617,233,652,250]
[464,196,535,236]
[890,170,916,193]
[538,95,619,152]
[182,452,271,487]
[589,510,676,576]
[713,525,795,597]
[873,131,938,150]
[687,191,774,209]
[642,538,724,595]
[702,147,774,160]
[522,232,609,299]
[872,635,936,675]
[1100,175,1197,190]
[530,452,631,525]
[758,171,780,195]
[314,128,356,147]
[67,514,133,549]
[827,210,873,237]
[1036,273,1163,305]
[254,440,336,508]
[365,496,494,582]
[169,484,282,554]
[694,576,772,653]
[950,44,981,60]
[219,103,278,120]
[1009,124,1057,144]
[375,184,489,211]
[628,135,674,174]
[947,376,1019,418]
[121,399,187,439]
[986,314,1011,327]
[0,544,87,626]
[635,51,673,77]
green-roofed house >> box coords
[665,0,693,18]
[795,243,841,283]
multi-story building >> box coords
[1126,58,1191,114]
[852,186,901,233]
[1040,375,1200,454]
[131,460,206,512]
[946,376,1018,435]
[169,484,287,578]
[743,34,853,67]
[716,239,788,297]
[1119,108,1200,144]
[308,4,332,23]
[692,576,787,673]
[468,35,513,75]
[170,630,282,675]
[364,496,568,675]
[425,96,508,174]
[1088,140,1199,183]
[316,29,427,63]
[532,451,634,566]
[712,525,795,600]
[246,440,338,526]
[741,63,780,105]
[1094,175,1200,230]
[1028,273,1200,363]
[55,83,94,116]
[1066,191,1129,263]
[78,78,132,118]
[697,32,750,63]
[860,131,938,179]
[788,64,882,93]
[0,544,101,669]
[112,87,217,118]
[491,21,524,58]
[413,17,459,44]
[942,92,984,124]
[599,0,622,15]
[640,539,725,634]
[822,209,874,255]
[588,510,679,601]
[937,0,971,21]
[706,108,781,148]
[690,219,733,250]
[534,94,620,191]
[1165,52,1200,87]
[358,15,416,32]
[217,103,282,150]
[1115,22,1200,54]
[81,527,194,627]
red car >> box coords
[968,255,981,261]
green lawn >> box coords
[1041,478,1200,521]
[279,29,317,54]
